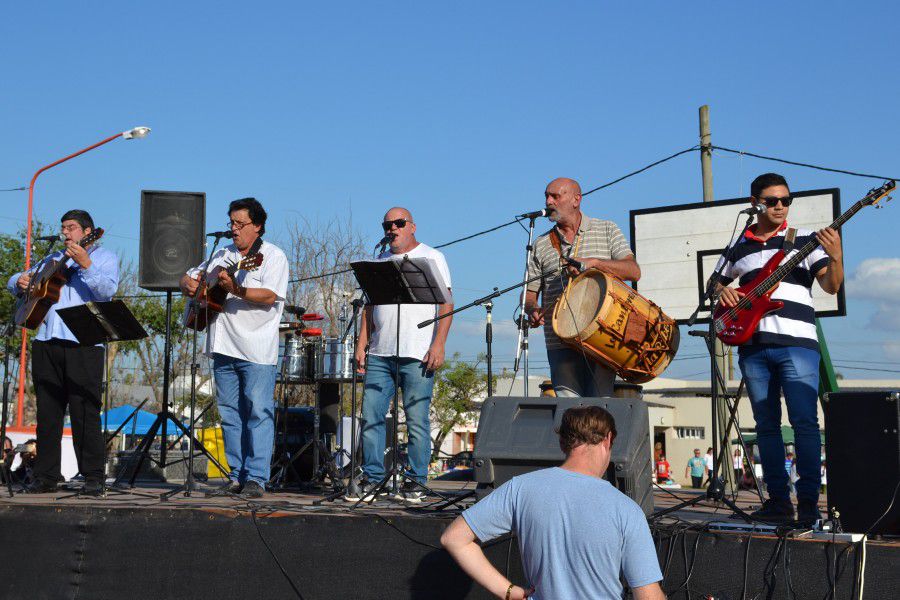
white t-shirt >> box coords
[188,239,289,365]
[368,243,452,362]
[704,453,714,470]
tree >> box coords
[285,215,366,336]
[430,353,495,462]
[114,260,211,415]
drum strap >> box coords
[549,228,583,263]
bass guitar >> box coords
[714,180,894,346]
[14,228,105,329]
[183,253,264,331]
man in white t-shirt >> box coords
[180,198,289,499]
[347,207,453,503]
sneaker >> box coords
[344,478,376,502]
[797,499,821,527]
[82,479,104,497]
[23,480,59,494]
[396,481,425,504]
[241,481,265,499]
[206,480,243,497]
[750,497,795,523]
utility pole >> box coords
[700,105,736,494]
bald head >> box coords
[548,177,582,196]
[384,207,413,222]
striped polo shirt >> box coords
[714,223,830,351]
[526,213,633,349]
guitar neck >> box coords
[752,198,867,297]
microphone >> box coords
[207,231,234,239]
[739,204,767,215]
[284,305,307,316]
[34,234,65,243]
[519,208,553,219]
[375,233,395,249]
[564,257,584,272]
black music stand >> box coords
[57,301,149,497]
[349,256,451,506]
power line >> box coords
[0,187,27,192]
[710,145,899,182]
[582,146,700,196]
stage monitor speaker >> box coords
[823,390,900,535]
[139,190,206,291]
[473,396,654,515]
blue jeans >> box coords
[547,347,615,397]
[213,353,277,486]
[360,355,434,484]
[738,345,821,502]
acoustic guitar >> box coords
[182,253,264,331]
[14,228,105,330]
[714,180,894,346]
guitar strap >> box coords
[783,227,798,253]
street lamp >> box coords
[15,126,151,426]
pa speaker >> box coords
[139,190,205,291]
[473,396,654,515]
[823,390,900,535]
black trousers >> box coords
[31,339,104,484]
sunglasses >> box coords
[758,195,793,208]
[382,218,410,231]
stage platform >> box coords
[0,480,896,599]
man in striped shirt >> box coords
[525,177,640,396]
[715,172,843,525]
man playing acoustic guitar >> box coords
[715,173,843,526]
[6,210,119,495]
[180,198,288,499]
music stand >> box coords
[349,255,451,506]
[56,301,148,497]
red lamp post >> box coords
[14,126,151,427]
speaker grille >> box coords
[139,191,205,290]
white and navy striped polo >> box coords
[714,222,830,351]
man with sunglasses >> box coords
[6,210,118,495]
[715,172,843,525]
[525,177,640,397]
[180,198,289,499]
[349,207,453,503]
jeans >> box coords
[547,347,615,397]
[213,353,277,486]
[739,345,821,502]
[360,354,434,485]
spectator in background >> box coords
[820,461,827,495]
[685,448,706,489]
[733,448,744,485]
[1,437,13,483]
[703,447,714,485]
[655,454,671,484]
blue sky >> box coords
[2,3,898,380]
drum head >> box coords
[554,271,607,340]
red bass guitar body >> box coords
[712,250,785,346]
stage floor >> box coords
[0,480,896,599]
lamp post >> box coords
[14,126,151,427]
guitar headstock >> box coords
[236,253,264,273]
[864,180,895,208]
[79,227,105,249]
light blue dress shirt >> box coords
[6,246,119,344]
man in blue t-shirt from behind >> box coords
[441,406,665,600]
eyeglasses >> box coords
[227,220,253,231]
[758,195,793,208]
[60,224,83,232]
[382,218,410,231]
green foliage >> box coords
[429,353,495,461]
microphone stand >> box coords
[512,215,541,397]
[653,211,763,521]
